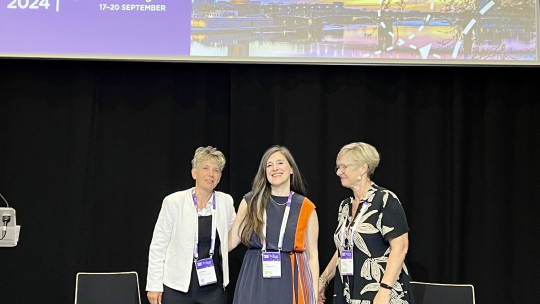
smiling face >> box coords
[192,159,222,192]
[265,151,293,188]
[335,152,366,189]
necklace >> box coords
[270,196,287,206]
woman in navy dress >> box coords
[229,145,319,304]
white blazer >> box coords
[146,188,236,292]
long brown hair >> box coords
[240,145,306,246]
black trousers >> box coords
[162,268,228,304]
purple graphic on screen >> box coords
[196,259,214,270]
[342,250,353,259]
[262,252,281,262]
[0,0,191,56]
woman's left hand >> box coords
[373,288,392,304]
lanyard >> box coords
[262,192,293,253]
[340,200,369,249]
[193,191,217,261]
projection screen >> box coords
[0,0,538,65]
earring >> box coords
[357,176,361,181]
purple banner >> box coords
[262,252,281,262]
[342,250,353,259]
[196,258,214,270]
[0,0,191,55]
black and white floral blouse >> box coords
[333,182,414,304]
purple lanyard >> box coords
[192,191,217,261]
[262,192,293,253]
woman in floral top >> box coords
[318,142,414,304]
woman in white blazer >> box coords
[146,146,236,304]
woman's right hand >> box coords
[318,284,327,304]
[147,291,162,304]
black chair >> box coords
[75,271,141,304]
[410,281,475,304]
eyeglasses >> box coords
[335,164,355,172]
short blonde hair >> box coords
[337,142,380,177]
[191,146,226,172]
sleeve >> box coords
[227,194,236,230]
[293,197,316,252]
[243,191,253,204]
[146,197,175,292]
[378,190,410,242]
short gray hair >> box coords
[191,146,226,171]
[337,142,380,177]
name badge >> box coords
[195,258,217,286]
[262,252,281,278]
[340,250,354,276]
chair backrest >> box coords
[410,281,475,304]
[75,271,141,304]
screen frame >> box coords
[2,0,539,67]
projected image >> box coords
[190,0,538,61]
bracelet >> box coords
[379,282,393,290]
[319,276,329,287]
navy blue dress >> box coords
[233,192,316,304]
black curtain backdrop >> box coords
[1,59,539,304]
